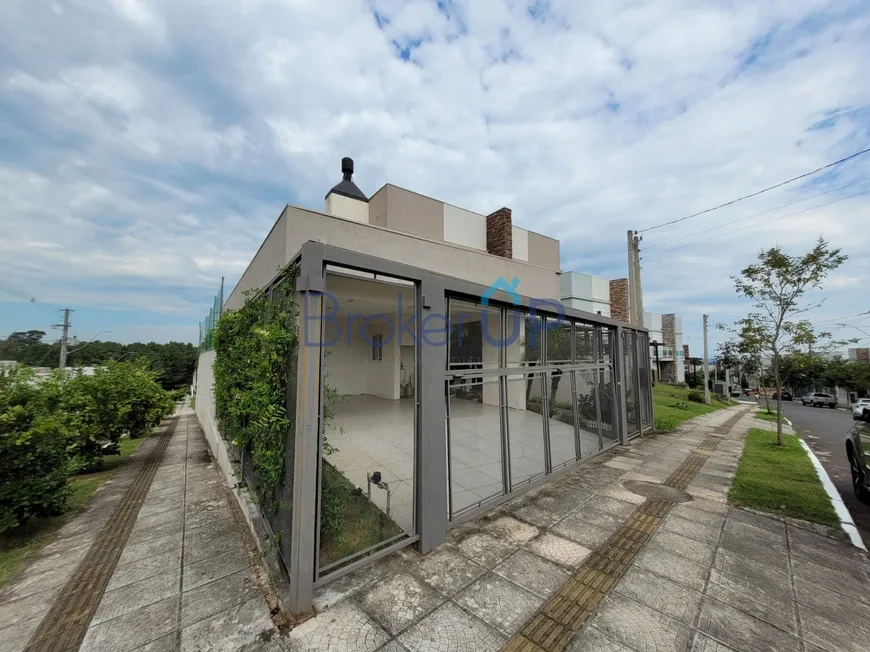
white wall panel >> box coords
[443,204,486,250]
[512,226,529,262]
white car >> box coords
[852,398,870,420]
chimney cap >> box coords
[326,156,368,202]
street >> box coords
[779,400,870,543]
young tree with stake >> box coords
[731,238,847,446]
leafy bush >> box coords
[63,360,174,471]
[713,393,730,403]
[0,368,71,532]
[687,391,705,403]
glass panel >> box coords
[574,369,602,454]
[506,310,542,366]
[548,370,578,468]
[624,331,639,435]
[599,367,618,444]
[318,271,415,572]
[449,299,501,373]
[598,327,613,363]
[574,322,595,363]
[545,319,572,366]
[447,377,504,517]
[506,372,547,488]
[638,333,652,429]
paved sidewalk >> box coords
[272,406,870,652]
[0,405,279,652]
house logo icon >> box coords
[481,277,521,306]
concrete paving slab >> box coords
[79,595,179,652]
[716,530,789,574]
[566,625,634,651]
[592,593,694,652]
[454,574,540,636]
[282,601,390,652]
[697,598,799,652]
[91,568,180,625]
[106,547,183,591]
[635,545,709,591]
[358,573,443,635]
[397,602,506,652]
[180,596,275,652]
[551,514,619,549]
[481,516,540,544]
[660,513,721,544]
[647,529,716,566]
[493,550,571,599]
[525,533,592,568]
[798,604,865,652]
[689,633,738,651]
[705,567,796,634]
[791,554,870,597]
[453,532,517,567]
[410,548,486,597]
[615,566,703,625]
[181,567,261,628]
[118,531,184,565]
[182,546,251,592]
[669,504,726,530]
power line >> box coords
[811,311,870,325]
[643,189,870,259]
[643,177,870,251]
[0,278,61,317]
[637,145,870,234]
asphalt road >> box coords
[778,400,870,543]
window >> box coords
[371,333,383,361]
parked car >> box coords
[801,392,837,408]
[846,420,870,502]
[852,398,870,420]
[772,390,792,401]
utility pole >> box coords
[627,230,638,325]
[702,314,711,405]
[53,309,73,369]
[626,230,645,327]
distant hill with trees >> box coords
[0,330,197,390]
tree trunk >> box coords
[772,354,783,447]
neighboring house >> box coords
[195,157,653,614]
[558,272,685,384]
[849,348,870,362]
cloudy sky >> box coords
[1,0,869,355]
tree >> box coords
[731,238,847,445]
[8,330,46,343]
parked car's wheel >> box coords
[848,446,870,503]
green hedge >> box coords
[0,361,175,532]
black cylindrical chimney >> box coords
[342,157,354,180]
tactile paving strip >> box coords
[24,417,179,652]
[502,410,747,652]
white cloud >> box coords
[1,0,869,345]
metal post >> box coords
[417,274,447,552]
[703,314,711,405]
[613,325,629,445]
[286,264,325,615]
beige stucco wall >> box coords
[326,193,369,224]
[527,232,560,270]
[224,214,289,311]
[370,185,443,241]
[284,205,560,300]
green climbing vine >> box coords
[212,266,297,492]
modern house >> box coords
[560,272,684,384]
[195,158,653,614]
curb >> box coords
[798,438,867,551]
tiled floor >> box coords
[325,394,616,529]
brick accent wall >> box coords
[662,314,676,348]
[609,279,629,322]
[486,207,513,258]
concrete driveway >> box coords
[779,400,870,542]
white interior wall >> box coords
[324,314,400,400]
